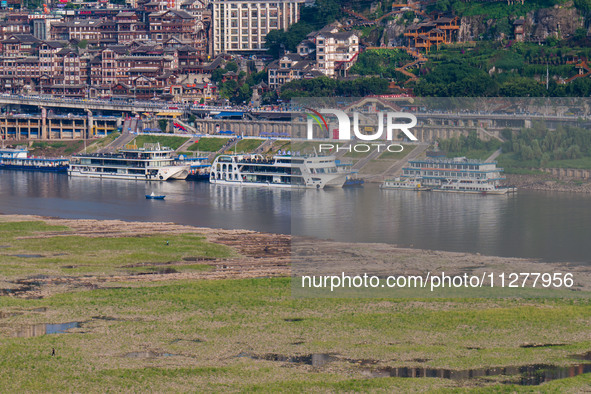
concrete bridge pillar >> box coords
[86,109,93,139]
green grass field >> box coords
[132,135,190,150]
[233,139,265,153]
[187,137,229,153]
[379,145,414,160]
[0,221,233,279]
[30,140,85,156]
[1,219,590,391]
[287,141,341,155]
[1,276,590,391]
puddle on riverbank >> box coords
[91,316,124,321]
[129,267,179,275]
[14,322,80,337]
[366,363,591,386]
[0,311,22,318]
[182,256,216,262]
[123,351,178,359]
[520,343,566,348]
[249,352,591,386]
[0,281,41,297]
[10,254,44,258]
[247,353,338,367]
[170,338,204,344]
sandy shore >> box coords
[2,214,590,297]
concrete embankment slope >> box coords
[486,148,502,162]
[355,143,430,182]
[379,142,430,180]
[98,131,135,153]
[176,137,199,152]
[98,118,141,153]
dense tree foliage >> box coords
[349,49,412,79]
[574,0,591,16]
[264,23,315,58]
[439,124,591,168]
[279,76,389,99]
[264,0,343,59]
[414,63,499,96]
[430,0,567,18]
[502,123,591,163]
[437,131,502,156]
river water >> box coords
[0,171,589,263]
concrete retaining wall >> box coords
[541,167,591,179]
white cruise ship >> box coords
[68,143,190,181]
[380,177,431,191]
[209,154,349,188]
[394,157,516,194]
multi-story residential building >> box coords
[267,53,318,90]
[148,9,198,44]
[1,34,40,57]
[39,41,66,81]
[211,0,304,54]
[314,29,359,77]
[53,20,104,44]
[180,0,209,17]
[0,9,226,101]
[116,11,139,44]
[0,14,31,40]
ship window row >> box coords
[214,163,302,175]
[310,167,336,174]
[79,159,170,167]
[404,169,485,178]
[411,163,481,170]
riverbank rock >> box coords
[506,174,591,193]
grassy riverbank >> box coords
[0,216,590,391]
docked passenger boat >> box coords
[393,157,516,194]
[184,156,211,181]
[380,177,431,191]
[209,154,350,188]
[0,146,69,172]
[68,143,190,181]
[436,179,517,194]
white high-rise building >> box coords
[212,0,305,54]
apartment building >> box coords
[314,30,359,77]
[211,0,304,54]
[148,9,201,44]
[267,53,318,90]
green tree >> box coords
[219,80,239,99]
[498,78,546,97]
[574,0,591,16]
[521,145,535,160]
[158,119,168,133]
[225,62,238,72]
[232,83,252,105]
[415,63,498,97]
[211,68,228,83]
[264,22,314,59]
